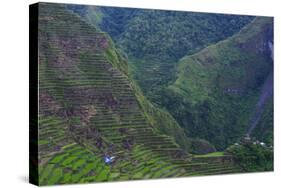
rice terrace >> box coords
[29,2,274,186]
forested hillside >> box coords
[166,17,273,150]
[68,6,254,103]
[35,3,256,185]
[72,6,272,152]
[34,3,273,185]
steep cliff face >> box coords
[165,17,273,150]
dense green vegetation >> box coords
[164,17,273,150]
[36,3,274,185]
[251,98,273,146]
[116,11,253,60]
[79,6,254,60]
[80,7,273,152]
[37,3,248,185]
[226,143,273,172]
[131,79,192,152]
[68,4,195,152]
[98,8,254,106]
[70,6,273,154]
[69,1,273,160]
[69,6,254,104]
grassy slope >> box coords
[193,152,224,158]
[167,17,273,150]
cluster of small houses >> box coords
[233,135,273,149]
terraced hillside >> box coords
[35,3,243,185]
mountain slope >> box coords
[37,3,242,185]
[67,4,194,153]
[67,6,254,104]
[67,5,257,151]
[164,17,273,150]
